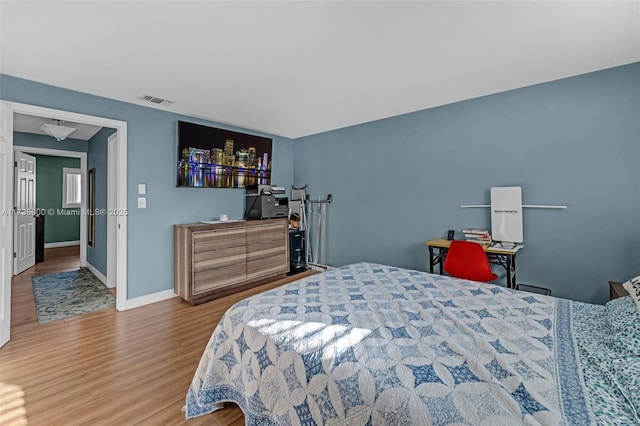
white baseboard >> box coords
[44,240,80,248]
[85,262,108,286]
[126,289,178,310]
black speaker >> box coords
[288,230,306,274]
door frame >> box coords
[107,132,117,288]
[1,102,14,348]
[3,101,128,312]
[13,146,88,268]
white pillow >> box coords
[622,276,640,314]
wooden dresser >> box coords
[174,219,289,305]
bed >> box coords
[185,262,640,425]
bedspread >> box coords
[185,262,595,425]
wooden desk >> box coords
[425,238,523,289]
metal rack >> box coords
[459,204,567,209]
[306,194,332,267]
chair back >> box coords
[443,240,498,282]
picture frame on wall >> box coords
[177,121,273,188]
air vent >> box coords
[139,95,174,106]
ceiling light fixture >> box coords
[40,119,77,141]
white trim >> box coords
[85,261,108,286]
[106,133,117,288]
[115,128,127,312]
[12,146,85,158]
[13,145,88,268]
[126,289,177,310]
[5,101,128,312]
[0,101,15,348]
[44,240,80,248]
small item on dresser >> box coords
[447,230,455,240]
[622,276,640,313]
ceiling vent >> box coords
[139,95,174,106]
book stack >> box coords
[462,229,492,245]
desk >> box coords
[425,239,523,289]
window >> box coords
[62,168,82,208]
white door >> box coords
[0,102,14,348]
[14,151,36,275]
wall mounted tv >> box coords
[177,121,273,188]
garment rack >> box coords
[307,194,332,204]
[459,204,567,209]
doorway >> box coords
[0,101,128,347]
[13,146,88,270]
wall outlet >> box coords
[137,197,146,209]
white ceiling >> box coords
[1,1,638,139]
[14,113,102,141]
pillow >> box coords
[622,276,640,314]
[606,296,640,357]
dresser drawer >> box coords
[194,228,246,254]
[246,224,286,250]
[194,262,247,294]
[246,253,288,280]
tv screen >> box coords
[177,121,273,188]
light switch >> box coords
[138,183,146,195]
[137,197,146,209]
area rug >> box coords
[32,268,115,324]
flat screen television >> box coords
[177,120,273,188]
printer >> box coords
[244,184,289,220]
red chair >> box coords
[443,240,498,282]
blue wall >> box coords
[33,154,81,244]
[14,131,87,152]
[87,127,115,275]
[1,74,294,299]
[293,63,640,304]
[3,64,638,304]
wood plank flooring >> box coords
[1,247,313,425]
[10,246,84,335]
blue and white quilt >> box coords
[185,262,595,425]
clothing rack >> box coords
[307,194,332,204]
[304,193,332,267]
[459,204,567,209]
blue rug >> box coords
[32,268,115,324]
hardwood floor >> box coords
[10,246,82,335]
[1,247,313,425]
